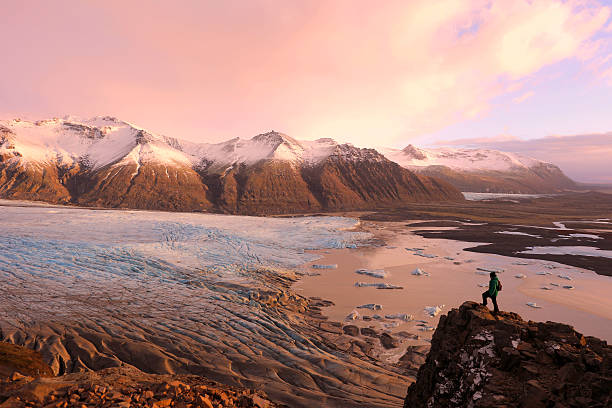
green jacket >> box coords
[488,276,500,297]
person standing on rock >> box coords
[482,272,501,315]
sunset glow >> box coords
[2,0,611,181]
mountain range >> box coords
[0,117,577,213]
[383,144,575,194]
[0,117,463,214]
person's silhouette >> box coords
[482,272,501,314]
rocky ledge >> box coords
[404,301,611,408]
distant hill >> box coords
[383,144,576,194]
[0,117,463,214]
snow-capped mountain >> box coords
[0,117,463,213]
[383,145,575,194]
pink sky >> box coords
[1,1,611,181]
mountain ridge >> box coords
[0,117,463,213]
[383,144,575,194]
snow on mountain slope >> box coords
[382,144,575,193]
[0,119,349,171]
[0,117,192,170]
[383,144,542,172]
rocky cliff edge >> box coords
[404,301,611,408]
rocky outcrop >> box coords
[0,364,275,408]
[404,301,611,408]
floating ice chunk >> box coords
[558,274,572,280]
[568,233,602,240]
[477,283,488,287]
[424,305,444,317]
[385,313,413,321]
[497,231,541,238]
[526,302,542,308]
[312,264,338,269]
[477,267,504,273]
[550,282,559,286]
[514,274,527,279]
[346,244,357,249]
[475,271,489,275]
[346,310,359,320]
[411,268,429,276]
[405,247,424,252]
[541,287,553,290]
[357,303,383,310]
[415,253,437,258]
[536,271,552,275]
[354,282,403,289]
[563,285,575,290]
[513,261,531,265]
[356,269,388,278]
[384,321,400,328]
[419,326,435,331]
[444,256,455,260]
[376,283,403,290]
[387,246,397,249]
[372,314,382,320]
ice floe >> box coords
[385,313,413,321]
[411,268,429,276]
[541,287,553,290]
[357,303,383,310]
[354,282,403,289]
[346,310,359,320]
[514,274,527,279]
[496,231,541,238]
[558,274,572,280]
[424,305,444,317]
[476,267,504,273]
[355,269,388,278]
[526,302,542,308]
[536,271,552,275]
[312,264,338,269]
[563,285,575,290]
[522,246,612,259]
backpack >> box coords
[498,281,502,291]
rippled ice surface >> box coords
[0,203,369,280]
[0,203,404,408]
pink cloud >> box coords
[0,1,611,147]
[513,91,535,104]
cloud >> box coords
[438,133,612,183]
[513,91,535,104]
[0,1,611,147]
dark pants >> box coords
[482,291,499,313]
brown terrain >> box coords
[415,162,575,194]
[404,301,611,408]
[361,192,612,276]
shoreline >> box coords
[292,220,612,343]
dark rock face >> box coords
[404,302,611,408]
[0,155,463,215]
